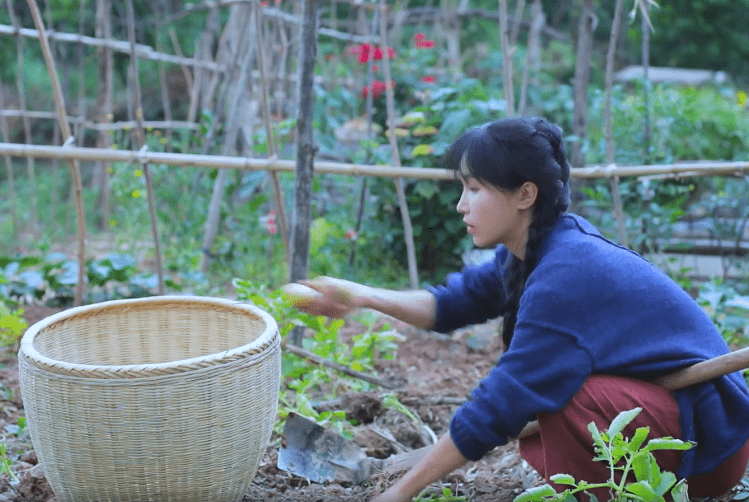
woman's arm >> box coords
[370,433,468,502]
[291,276,437,330]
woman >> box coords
[289,117,749,501]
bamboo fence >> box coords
[2,0,748,305]
[2,142,748,180]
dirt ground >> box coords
[1,304,747,502]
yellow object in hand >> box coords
[281,283,321,307]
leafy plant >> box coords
[233,279,404,437]
[514,407,694,502]
[0,300,27,348]
[0,443,18,483]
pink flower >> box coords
[344,229,358,241]
[414,33,426,44]
[362,80,394,99]
[264,211,278,235]
[421,76,436,84]
[417,39,435,49]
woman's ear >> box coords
[516,182,538,210]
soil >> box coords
[0,304,746,502]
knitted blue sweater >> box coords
[428,213,749,478]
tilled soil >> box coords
[1,304,747,501]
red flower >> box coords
[417,39,435,49]
[372,46,395,60]
[421,76,436,84]
[362,80,395,99]
[414,33,426,44]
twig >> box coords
[281,340,396,389]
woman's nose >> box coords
[456,190,468,214]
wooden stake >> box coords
[25,0,87,306]
[125,0,166,295]
[379,0,419,290]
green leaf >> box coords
[654,471,677,496]
[632,454,652,482]
[587,422,606,452]
[625,481,656,499]
[644,438,694,452]
[549,474,576,486]
[512,484,557,502]
[629,426,650,452]
[608,407,641,438]
[670,479,690,502]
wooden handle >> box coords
[516,347,749,440]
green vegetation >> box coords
[514,408,694,502]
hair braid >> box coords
[500,205,557,349]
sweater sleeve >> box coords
[449,321,594,460]
[426,247,511,333]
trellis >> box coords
[1,0,746,307]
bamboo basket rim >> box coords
[19,295,278,379]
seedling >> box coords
[514,407,694,502]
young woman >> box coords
[289,117,749,502]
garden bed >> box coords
[0,305,746,501]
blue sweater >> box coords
[428,213,749,478]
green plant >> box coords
[0,443,18,484]
[514,408,694,502]
[0,299,27,348]
[697,279,749,347]
[414,487,467,502]
[233,279,403,438]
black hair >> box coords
[444,117,571,348]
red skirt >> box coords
[518,374,749,499]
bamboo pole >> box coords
[0,111,199,132]
[3,143,749,181]
[380,0,419,289]
[0,24,225,72]
[254,0,290,263]
[25,0,87,306]
[6,0,39,233]
[605,0,628,248]
[0,87,18,240]
[499,0,515,116]
[125,0,166,295]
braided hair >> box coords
[444,117,571,349]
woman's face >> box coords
[456,173,535,256]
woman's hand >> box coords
[282,276,370,318]
[369,433,468,502]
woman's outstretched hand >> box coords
[282,276,370,318]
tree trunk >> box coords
[570,0,595,168]
[605,0,628,247]
[288,0,319,345]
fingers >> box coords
[281,277,355,317]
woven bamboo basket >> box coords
[18,296,281,502]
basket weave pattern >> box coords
[18,296,281,502]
